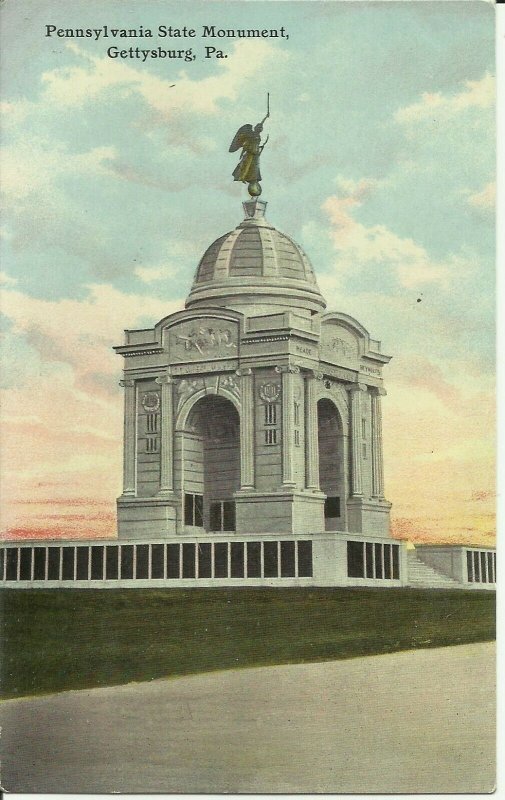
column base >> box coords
[117,495,178,539]
[234,490,325,535]
[346,497,392,537]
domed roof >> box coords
[185,199,326,315]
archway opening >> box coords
[183,395,240,532]
[317,398,345,531]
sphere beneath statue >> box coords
[248,181,262,197]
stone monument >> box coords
[115,129,392,542]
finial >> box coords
[242,199,267,221]
[229,93,270,198]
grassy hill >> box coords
[0,586,495,698]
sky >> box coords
[0,0,495,545]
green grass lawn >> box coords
[0,586,495,698]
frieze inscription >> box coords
[171,361,239,376]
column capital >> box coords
[235,367,253,377]
[155,374,174,386]
[275,364,300,375]
[309,369,324,381]
[370,386,387,397]
[347,382,367,394]
[119,378,135,388]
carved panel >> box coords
[168,320,239,363]
[331,384,350,413]
[176,378,204,413]
[320,323,360,368]
[176,374,241,415]
[219,374,240,399]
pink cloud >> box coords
[2,283,181,390]
[0,282,187,541]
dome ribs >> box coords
[257,227,279,277]
[213,228,242,280]
[186,201,326,313]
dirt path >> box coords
[0,641,495,793]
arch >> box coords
[154,306,243,337]
[178,394,241,533]
[317,398,347,532]
[176,385,241,433]
[313,383,349,429]
[321,311,370,341]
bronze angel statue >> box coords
[229,96,270,197]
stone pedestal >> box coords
[346,498,392,538]
[117,496,178,539]
[235,490,325,535]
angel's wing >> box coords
[229,124,253,152]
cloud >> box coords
[41,40,284,116]
[134,263,178,283]
[1,138,116,202]
[394,72,494,125]
[320,180,464,290]
[466,181,495,211]
[383,358,495,547]
[0,135,125,280]
[0,271,17,286]
[1,282,183,391]
[0,282,184,538]
[0,25,494,548]
[0,99,33,127]
[0,39,286,281]
[313,172,495,549]
[334,176,381,199]
[0,362,122,539]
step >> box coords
[406,552,462,589]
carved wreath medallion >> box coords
[258,382,281,403]
[141,392,160,412]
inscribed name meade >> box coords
[45,24,289,41]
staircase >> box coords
[407,550,462,589]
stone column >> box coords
[276,365,299,488]
[237,368,255,489]
[305,370,322,490]
[156,374,174,494]
[119,378,136,496]
[348,383,367,497]
[371,387,386,499]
